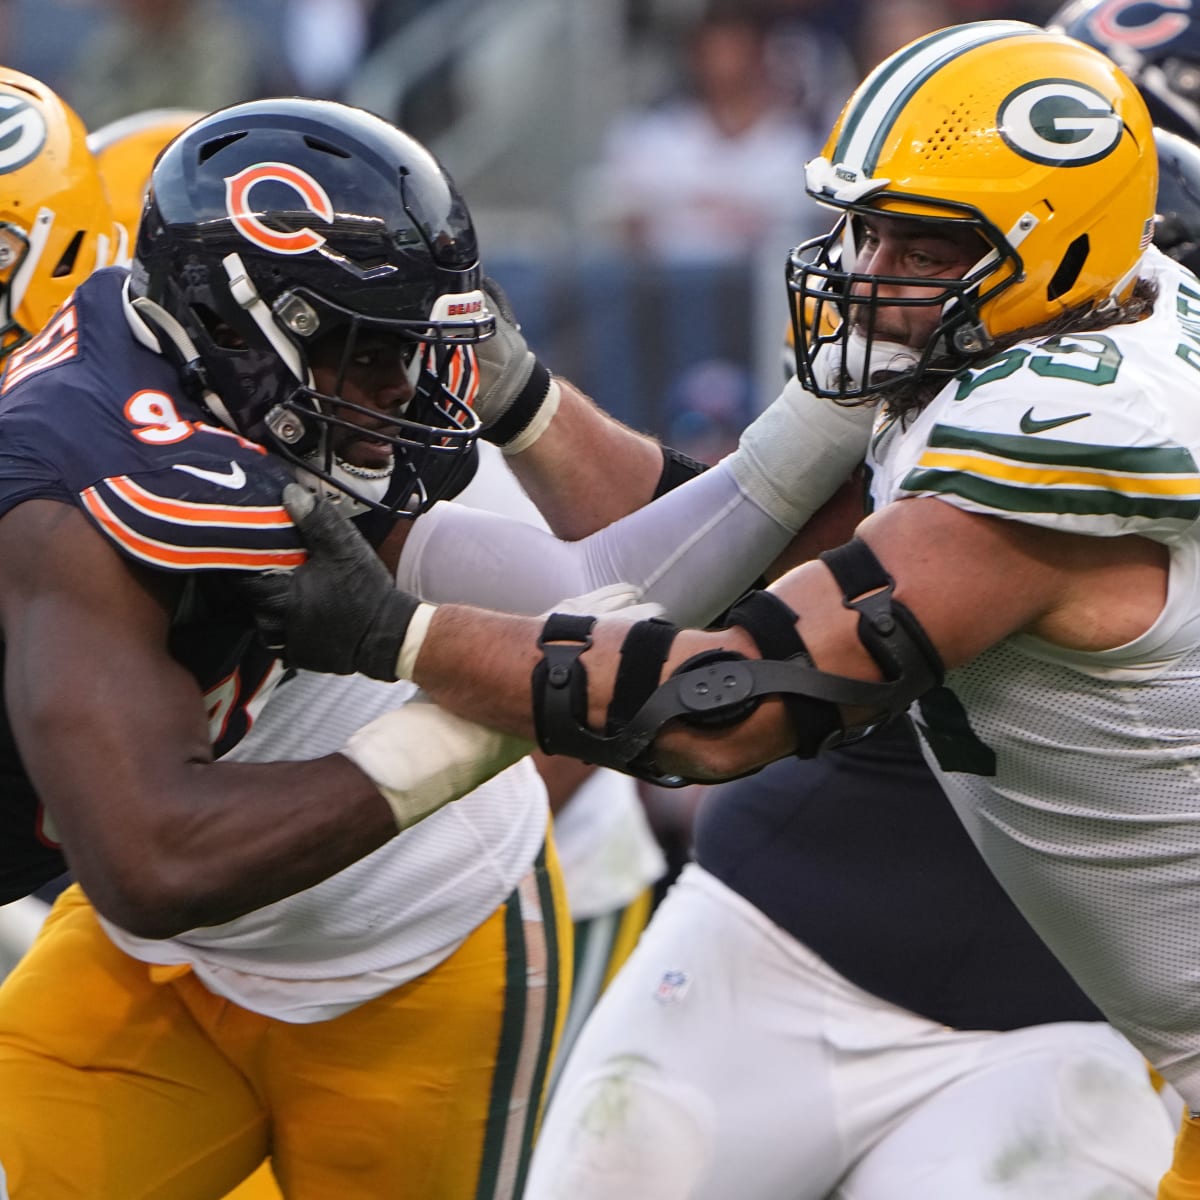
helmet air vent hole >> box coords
[303,136,350,159]
[52,230,84,277]
[197,133,246,164]
[1047,234,1089,302]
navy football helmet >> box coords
[130,97,494,516]
[1048,0,1200,140]
[1153,125,1200,272]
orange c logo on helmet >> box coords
[225,162,334,256]
[1086,0,1192,50]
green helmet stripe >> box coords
[835,21,1034,178]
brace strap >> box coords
[723,589,841,750]
[818,537,944,690]
[531,613,595,757]
[529,542,943,784]
[606,617,679,734]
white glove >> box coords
[475,276,560,454]
[726,375,876,531]
[342,691,532,831]
[548,581,665,622]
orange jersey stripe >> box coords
[104,475,295,528]
[81,488,306,570]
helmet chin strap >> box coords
[222,252,311,387]
[127,289,241,432]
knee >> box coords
[529,1055,715,1200]
[1056,1049,1176,1190]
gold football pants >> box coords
[1160,1112,1200,1199]
[0,841,569,1200]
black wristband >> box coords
[653,445,709,499]
[483,360,553,446]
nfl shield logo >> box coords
[653,968,691,1005]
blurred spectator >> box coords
[582,2,826,263]
[283,0,370,99]
[856,0,956,70]
[357,0,460,141]
[663,357,755,464]
[62,0,260,128]
[855,0,1066,72]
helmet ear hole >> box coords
[1046,234,1089,302]
[51,230,85,278]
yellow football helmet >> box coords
[87,108,204,242]
[788,20,1157,400]
[0,67,120,359]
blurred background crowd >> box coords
[2,0,1061,455]
[0,0,1065,862]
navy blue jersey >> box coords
[694,717,1103,1030]
[0,268,305,901]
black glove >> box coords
[243,485,419,681]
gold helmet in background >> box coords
[87,108,204,243]
[0,67,121,359]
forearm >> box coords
[31,708,399,939]
[398,459,793,627]
[502,378,663,539]
[105,757,397,936]
[412,604,795,783]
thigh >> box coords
[837,1022,1175,1200]
[525,864,848,1200]
[0,886,267,1200]
[266,843,570,1200]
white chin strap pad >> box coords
[841,331,920,388]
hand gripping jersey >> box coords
[0,266,304,901]
[868,246,1200,1102]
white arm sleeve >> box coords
[399,372,875,630]
[397,456,793,628]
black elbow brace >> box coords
[530,538,943,784]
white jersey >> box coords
[104,670,548,1023]
[867,246,1200,1102]
[450,443,666,919]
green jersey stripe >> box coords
[928,424,1200,475]
[901,468,1200,521]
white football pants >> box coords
[526,864,1175,1200]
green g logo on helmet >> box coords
[0,94,47,175]
[998,80,1124,165]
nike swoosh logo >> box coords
[173,462,248,490]
[1018,407,1091,435]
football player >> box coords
[1048,0,1200,142]
[517,129,1200,1195]
[84,103,662,1197]
[0,89,873,1197]
[0,67,127,980]
[259,22,1200,1199]
[0,68,123,358]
